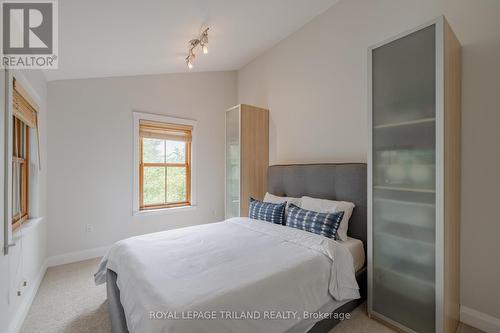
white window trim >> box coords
[132,111,197,215]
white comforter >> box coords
[95,217,360,333]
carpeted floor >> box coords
[21,258,483,333]
[21,258,111,333]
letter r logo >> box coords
[2,2,53,54]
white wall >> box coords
[0,69,48,333]
[47,71,236,257]
[238,0,500,324]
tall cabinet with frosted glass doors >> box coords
[225,104,269,218]
[368,17,461,333]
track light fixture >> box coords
[185,27,209,69]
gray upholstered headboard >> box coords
[267,163,367,250]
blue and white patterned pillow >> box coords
[249,198,286,225]
[286,204,344,239]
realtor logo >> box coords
[1,0,58,69]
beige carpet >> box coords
[21,258,482,333]
[21,258,111,333]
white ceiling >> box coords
[45,0,338,81]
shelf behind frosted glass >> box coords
[376,221,435,245]
[373,120,436,151]
[373,185,435,193]
[374,117,435,129]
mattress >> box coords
[95,218,361,333]
[342,237,365,273]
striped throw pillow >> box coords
[286,204,344,239]
[249,198,286,225]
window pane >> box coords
[143,167,165,205]
[166,141,185,163]
[13,118,19,157]
[167,167,186,203]
[12,163,20,217]
[20,163,26,213]
[20,123,26,158]
[143,138,165,163]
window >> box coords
[138,119,193,211]
[11,78,38,230]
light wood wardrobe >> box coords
[225,104,269,218]
[368,17,461,333]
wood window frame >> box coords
[138,122,192,211]
[12,116,30,231]
[8,76,39,233]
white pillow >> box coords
[300,196,355,241]
[263,192,301,210]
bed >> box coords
[96,163,367,333]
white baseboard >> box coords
[7,259,48,333]
[47,245,110,268]
[461,305,500,333]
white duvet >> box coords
[95,217,360,333]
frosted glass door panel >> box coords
[225,108,240,218]
[372,25,436,333]
[372,25,436,126]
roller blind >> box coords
[13,78,38,128]
[139,120,192,142]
